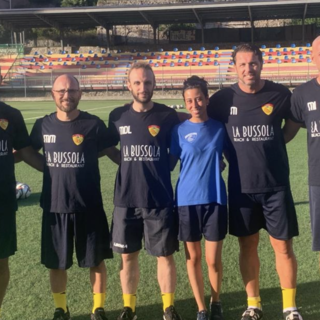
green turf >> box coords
[2,100,319,320]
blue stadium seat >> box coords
[200,46,205,51]
[269,48,273,52]
[291,58,296,63]
[268,56,272,60]
[82,65,86,69]
[277,59,281,64]
[151,52,155,56]
[157,55,161,60]
[96,65,101,69]
[276,44,281,48]
[111,64,116,68]
[63,62,67,66]
[298,47,303,52]
[99,57,103,61]
[291,43,296,48]
[179,51,184,56]
[75,50,80,54]
[283,48,288,52]
[101,49,106,54]
[188,47,193,51]
[163,59,167,63]
[193,51,197,55]
[80,53,84,58]
[145,49,150,52]
[44,58,49,62]
[165,52,169,56]
[58,58,62,62]
[114,56,119,61]
[117,49,121,53]
[277,51,281,56]
[159,48,164,52]
[291,51,296,55]
[131,49,136,53]
[178,59,182,63]
[143,56,147,60]
[173,47,178,52]
[214,53,219,58]
[85,57,89,61]
[306,43,311,47]
[76,61,80,65]
[40,65,45,70]
[185,62,189,66]
[171,55,176,59]
[129,56,134,60]
[49,62,53,66]
[307,58,312,63]
[261,44,266,49]
[137,53,141,57]
[198,62,203,66]
[170,62,175,67]
[262,52,266,56]
[89,50,93,54]
[127,63,131,67]
[299,55,303,59]
[214,46,219,50]
[200,53,204,58]
[104,61,108,65]
[48,51,52,55]
[149,60,153,64]
[230,61,234,65]
[186,54,190,59]
[155,63,159,67]
[39,54,43,59]
[34,51,38,55]
[35,62,39,66]
[207,58,211,62]
[207,50,212,54]
[31,58,35,62]
[94,53,98,58]
[91,61,95,65]
[232,46,236,50]
[307,50,311,55]
[284,55,289,60]
[214,61,219,66]
[66,54,70,58]
[108,53,112,57]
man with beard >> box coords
[30,74,114,320]
[108,63,182,320]
[208,44,302,320]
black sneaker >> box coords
[91,308,108,320]
[283,310,303,320]
[52,308,71,320]
[197,310,209,320]
[117,307,137,320]
[241,308,263,320]
[210,302,224,320]
[163,306,182,320]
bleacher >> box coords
[0,43,317,90]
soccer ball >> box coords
[16,182,31,200]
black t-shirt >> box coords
[30,111,112,213]
[0,102,30,211]
[208,80,291,193]
[291,78,320,186]
[108,102,179,208]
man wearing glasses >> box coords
[30,74,115,320]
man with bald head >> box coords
[287,36,320,259]
[30,74,114,320]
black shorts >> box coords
[41,208,113,269]
[111,206,179,257]
[0,210,17,259]
[309,186,320,251]
[229,187,299,240]
[177,203,227,242]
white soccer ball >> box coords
[16,182,31,199]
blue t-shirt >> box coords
[170,118,227,206]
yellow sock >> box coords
[123,293,137,312]
[282,288,297,311]
[52,291,67,312]
[162,293,174,311]
[92,292,106,313]
[247,296,262,310]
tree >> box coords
[61,0,98,6]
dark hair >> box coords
[232,44,263,64]
[182,76,209,98]
[127,62,155,81]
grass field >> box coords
[2,100,319,320]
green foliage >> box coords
[291,18,320,26]
[61,0,98,6]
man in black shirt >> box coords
[30,74,114,320]
[208,44,302,320]
[108,63,182,320]
[0,89,43,319]
[288,36,320,260]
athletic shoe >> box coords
[283,310,303,320]
[210,302,224,320]
[52,308,71,320]
[117,307,137,320]
[163,306,182,320]
[240,308,263,320]
[197,310,209,320]
[91,308,108,320]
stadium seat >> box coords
[75,50,80,54]
[261,44,266,49]
[307,50,311,55]
[170,62,175,67]
[157,55,161,60]
[207,50,212,54]
[104,61,108,65]
[198,62,203,66]
[63,62,67,66]
[262,52,266,56]
[31,58,35,62]
[155,63,159,67]
[291,51,296,55]
[165,52,169,56]
[99,57,103,61]
[214,46,219,50]
[58,58,62,62]
[35,62,39,66]
[111,64,115,68]
[185,62,189,66]
[44,58,49,62]
[96,65,100,68]
[178,59,182,63]
[276,44,281,48]
[268,56,272,60]
[200,53,204,58]
[114,56,119,61]
[283,48,288,52]
[131,49,136,53]
[146,49,150,52]
[284,55,289,60]
[127,63,131,67]
[230,61,234,65]
[291,58,296,63]
[193,51,197,55]
[85,57,89,61]
[179,51,184,56]
[200,46,205,51]
[143,56,147,60]
[207,58,211,62]
[149,60,153,64]
[94,53,98,58]
[307,58,312,63]
[39,54,43,58]
[173,47,178,52]
[269,48,273,52]
[306,43,311,47]
[298,47,303,52]
[137,52,141,57]
[89,50,93,54]
[48,51,52,55]
[163,59,167,63]
[186,54,190,59]
[299,55,303,59]
[188,47,193,51]
[91,61,95,65]
[151,52,155,56]
[214,61,219,66]
[291,43,296,48]
[171,55,176,59]
[40,65,45,70]
[277,59,281,64]
[80,54,84,58]
[277,51,281,56]
[66,54,70,58]
[232,46,236,50]
[34,51,39,55]
[82,65,86,69]
[159,48,164,52]
[108,53,112,57]
[76,61,80,65]
[101,49,106,54]
[49,62,53,66]
[214,53,219,58]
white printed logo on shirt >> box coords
[307,101,317,111]
[185,132,197,142]
[230,106,238,115]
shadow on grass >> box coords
[17,192,41,207]
[47,281,319,320]
[295,201,310,206]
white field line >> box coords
[23,104,119,121]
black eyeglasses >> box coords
[52,89,80,95]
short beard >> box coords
[131,91,153,104]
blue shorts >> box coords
[309,186,320,251]
[0,210,17,259]
[41,208,113,269]
[177,203,227,242]
[229,187,299,240]
[111,206,179,257]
